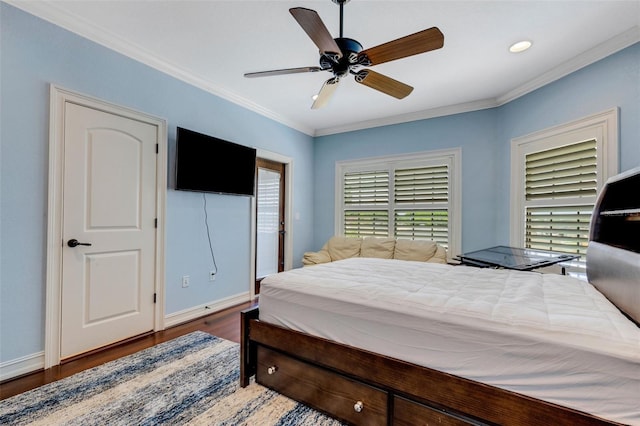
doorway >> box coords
[255,158,285,294]
[45,86,167,367]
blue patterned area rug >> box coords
[0,331,344,425]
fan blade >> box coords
[290,7,342,60]
[358,27,444,66]
[244,66,324,78]
[311,78,340,109]
[354,70,413,99]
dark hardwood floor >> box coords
[0,300,258,401]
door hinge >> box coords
[153,293,157,304]
[156,143,159,154]
[154,218,158,228]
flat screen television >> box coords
[175,127,256,196]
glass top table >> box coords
[457,245,580,272]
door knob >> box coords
[67,239,92,248]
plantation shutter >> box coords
[338,149,460,253]
[525,140,597,200]
[525,206,593,257]
[343,170,390,237]
[524,139,597,259]
[393,165,449,247]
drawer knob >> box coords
[267,366,277,375]
[353,401,364,413]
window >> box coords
[524,140,596,258]
[337,149,461,256]
[510,109,618,274]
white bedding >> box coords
[258,257,640,425]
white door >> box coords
[60,102,158,359]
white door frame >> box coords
[250,150,293,299]
[45,85,167,368]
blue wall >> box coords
[495,43,640,243]
[0,3,315,363]
[313,109,499,252]
[313,42,640,251]
[1,1,638,369]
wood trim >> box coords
[45,85,167,368]
[2,301,256,400]
[59,331,154,364]
[250,149,293,300]
[334,148,462,259]
[164,292,251,328]
[509,108,619,248]
[255,158,286,284]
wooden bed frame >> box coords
[240,306,620,426]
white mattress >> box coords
[258,258,640,425]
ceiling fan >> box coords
[244,0,444,109]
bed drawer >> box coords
[393,396,476,426]
[257,346,388,425]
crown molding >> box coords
[6,1,638,138]
[496,26,640,106]
[318,26,640,137]
[5,0,316,136]
[313,98,499,136]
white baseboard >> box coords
[164,292,251,328]
[1,351,44,382]
[1,293,251,382]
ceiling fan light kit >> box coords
[244,0,444,109]
[509,40,532,53]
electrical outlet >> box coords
[209,271,216,281]
[182,275,190,288]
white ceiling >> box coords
[8,0,640,136]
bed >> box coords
[240,169,640,426]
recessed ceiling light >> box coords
[509,40,532,53]
[312,94,319,101]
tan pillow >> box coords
[326,236,362,261]
[427,245,447,264]
[394,239,438,261]
[302,250,331,266]
[360,237,396,259]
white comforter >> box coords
[259,258,640,424]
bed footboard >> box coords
[240,306,618,426]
